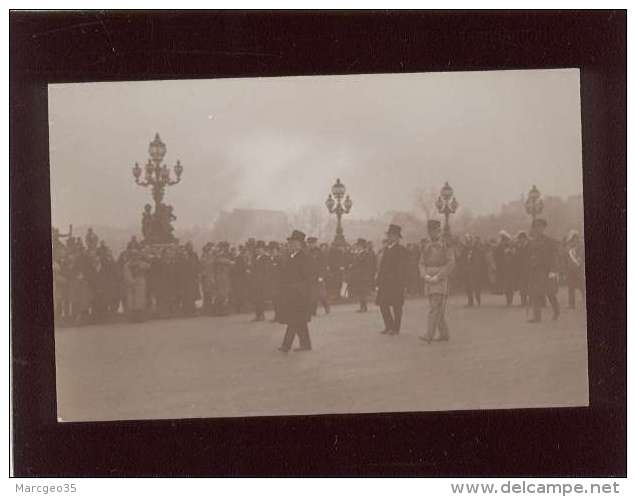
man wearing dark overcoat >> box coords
[278,230,313,352]
[375,224,409,335]
[349,238,376,312]
[249,240,269,321]
[527,218,561,322]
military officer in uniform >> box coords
[526,218,560,323]
[278,230,313,352]
[375,224,409,335]
[419,220,456,343]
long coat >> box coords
[279,250,313,326]
[527,234,559,297]
[349,249,376,297]
[375,243,409,306]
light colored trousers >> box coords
[426,293,449,340]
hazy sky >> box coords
[49,69,582,229]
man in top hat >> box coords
[349,238,376,312]
[306,236,330,316]
[526,218,560,322]
[375,224,410,335]
[249,240,269,321]
[278,230,314,352]
[419,219,456,343]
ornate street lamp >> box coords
[325,178,353,246]
[436,181,459,235]
[132,133,183,243]
[132,133,183,208]
[525,184,544,224]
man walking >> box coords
[527,218,560,322]
[419,220,455,343]
[278,230,313,352]
[375,224,409,335]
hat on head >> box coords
[356,238,367,246]
[427,219,441,231]
[516,230,528,239]
[256,240,266,249]
[287,230,306,243]
[267,241,280,249]
[532,218,548,228]
[307,236,318,244]
[386,224,402,238]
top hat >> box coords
[427,219,441,231]
[307,236,318,244]
[287,230,306,243]
[386,224,402,238]
[532,218,548,228]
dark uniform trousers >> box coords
[280,323,312,350]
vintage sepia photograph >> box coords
[49,69,588,423]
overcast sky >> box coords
[49,69,582,229]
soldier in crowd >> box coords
[419,219,456,344]
[375,224,409,335]
[200,243,216,315]
[213,242,233,316]
[565,230,585,310]
[278,230,313,353]
[249,240,269,321]
[514,231,530,306]
[180,242,201,315]
[307,237,330,316]
[230,245,249,313]
[526,218,560,323]
[457,233,487,307]
[348,238,376,312]
[494,231,517,306]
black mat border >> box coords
[10,10,626,476]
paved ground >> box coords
[55,293,589,422]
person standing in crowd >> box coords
[268,241,283,323]
[514,231,530,307]
[249,240,269,321]
[375,224,409,335]
[406,243,421,296]
[349,238,376,312]
[213,242,233,316]
[495,231,516,306]
[526,218,560,323]
[181,242,200,316]
[230,246,248,313]
[278,230,313,353]
[123,249,150,322]
[565,230,585,309]
[306,237,330,316]
[458,233,487,307]
[200,243,216,315]
[419,220,456,344]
